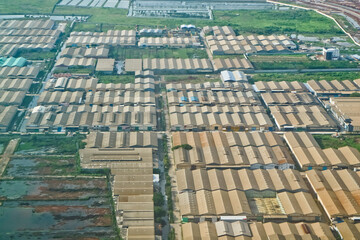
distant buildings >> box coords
[66,30,136,47]
[204,26,296,55]
[329,97,360,132]
[323,47,340,60]
[220,70,248,83]
[0,19,62,53]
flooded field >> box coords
[4,156,77,176]
[0,135,119,239]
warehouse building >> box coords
[26,105,157,132]
[334,221,360,240]
[329,97,360,132]
[134,77,155,85]
[79,147,155,240]
[70,30,136,38]
[0,57,26,67]
[135,70,154,78]
[125,59,143,72]
[261,92,317,106]
[170,111,273,131]
[44,77,98,92]
[182,221,335,239]
[178,190,321,222]
[95,58,115,74]
[169,105,266,115]
[269,105,338,131]
[66,30,136,47]
[0,106,18,132]
[0,28,61,38]
[212,57,254,72]
[167,90,261,106]
[284,132,360,170]
[61,47,109,58]
[85,131,158,149]
[204,26,296,55]
[172,132,294,169]
[86,90,156,106]
[96,82,155,92]
[138,36,201,48]
[0,66,39,79]
[0,19,55,30]
[0,36,57,48]
[139,28,164,37]
[307,79,360,98]
[0,78,33,92]
[0,44,19,57]
[0,20,61,52]
[166,81,252,92]
[142,58,213,74]
[220,70,247,83]
[203,26,236,37]
[177,168,322,222]
[0,91,26,106]
[306,169,360,221]
[54,57,96,70]
[254,81,308,93]
[44,77,68,91]
[176,168,307,193]
[38,91,84,105]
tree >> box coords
[154,206,166,218]
[153,192,165,207]
[350,92,360,97]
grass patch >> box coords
[164,74,220,83]
[16,134,86,155]
[53,68,93,74]
[249,54,359,70]
[54,7,344,36]
[110,47,208,60]
[0,136,12,154]
[0,0,58,14]
[314,134,360,152]
[250,72,360,82]
[213,54,245,59]
[16,50,56,61]
[97,74,134,84]
[20,96,33,109]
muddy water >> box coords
[0,207,55,232]
[5,158,38,176]
[0,180,44,199]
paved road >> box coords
[254,68,360,74]
[0,139,19,177]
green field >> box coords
[314,134,360,152]
[97,74,134,84]
[110,47,208,60]
[15,50,56,61]
[164,74,220,83]
[249,54,359,70]
[53,7,344,36]
[0,0,58,14]
[250,72,360,82]
[53,68,93,74]
[16,134,86,155]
